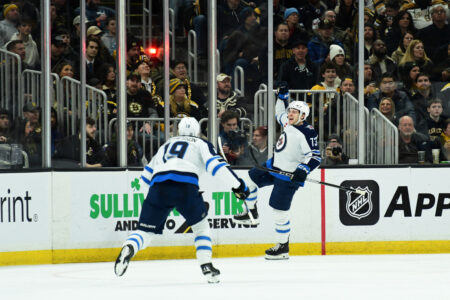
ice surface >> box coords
[1,254,450,300]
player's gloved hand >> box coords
[292,165,309,183]
[276,81,289,100]
[232,178,250,200]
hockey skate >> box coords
[265,241,289,260]
[114,244,135,277]
[233,204,259,225]
[200,263,220,283]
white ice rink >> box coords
[1,254,450,300]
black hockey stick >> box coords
[248,147,366,195]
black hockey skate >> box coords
[265,241,289,260]
[200,263,220,283]
[114,245,135,277]
[233,204,259,225]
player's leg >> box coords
[233,167,273,225]
[175,182,220,283]
[115,183,171,277]
[265,179,300,260]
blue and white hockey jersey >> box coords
[140,135,241,191]
[269,99,322,181]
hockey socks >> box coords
[192,218,220,283]
[265,209,290,260]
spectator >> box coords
[399,39,434,78]
[283,7,309,43]
[73,0,115,30]
[126,37,141,76]
[361,23,377,60]
[417,4,450,62]
[439,118,450,161]
[360,61,378,97]
[434,43,450,81]
[5,39,30,70]
[385,11,417,56]
[391,31,414,65]
[278,39,319,90]
[298,0,325,32]
[247,126,268,165]
[19,118,41,167]
[330,44,353,81]
[411,73,437,123]
[324,133,349,165]
[378,96,396,124]
[416,99,446,145]
[157,78,203,121]
[218,110,246,165]
[217,0,245,42]
[102,122,144,167]
[55,60,74,79]
[126,73,158,120]
[397,115,431,164]
[381,0,401,40]
[101,17,116,55]
[85,37,105,81]
[0,108,11,144]
[9,17,39,69]
[70,15,88,52]
[54,27,79,67]
[311,62,340,94]
[98,63,117,118]
[335,0,357,33]
[51,35,70,72]
[368,39,397,83]
[367,72,416,122]
[340,77,356,97]
[54,116,105,168]
[307,19,344,65]
[256,0,285,27]
[0,3,19,47]
[216,73,249,119]
[398,62,420,97]
[325,10,353,63]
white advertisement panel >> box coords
[324,168,450,242]
[0,172,52,251]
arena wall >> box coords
[1,168,449,266]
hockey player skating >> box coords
[233,82,321,260]
[114,117,249,283]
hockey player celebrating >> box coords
[233,82,321,260]
[114,117,249,283]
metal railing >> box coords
[0,49,22,117]
[342,92,369,160]
[368,108,398,164]
[233,66,244,97]
[169,8,176,60]
[187,30,198,83]
[21,69,59,114]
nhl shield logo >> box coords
[345,187,372,220]
[339,180,380,226]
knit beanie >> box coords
[329,45,345,61]
[3,4,18,17]
[284,8,299,20]
[169,78,187,94]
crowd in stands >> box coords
[1,0,450,168]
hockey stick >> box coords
[218,136,257,225]
[248,147,366,195]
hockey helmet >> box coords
[178,117,200,137]
[287,101,309,124]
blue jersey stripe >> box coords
[196,245,212,251]
[141,175,151,185]
[212,162,227,176]
[194,236,212,242]
[247,196,257,201]
[150,173,198,186]
[205,156,220,171]
[276,228,291,233]
[276,220,290,226]
[144,165,154,173]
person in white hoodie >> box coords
[8,17,39,69]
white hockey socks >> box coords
[273,209,290,244]
[123,230,155,255]
[191,218,213,265]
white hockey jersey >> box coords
[140,135,241,191]
[270,99,322,181]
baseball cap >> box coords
[72,15,89,26]
[87,26,102,36]
[319,19,333,29]
[216,73,231,82]
[291,39,308,48]
[52,35,66,47]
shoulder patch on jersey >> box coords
[275,132,287,152]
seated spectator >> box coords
[307,19,344,65]
[330,44,353,81]
[216,73,249,119]
[54,117,105,168]
[12,102,40,142]
[217,0,245,43]
[0,3,19,47]
[323,9,354,62]
[323,133,349,166]
[378,96,396,124]
[53,27,79,68]
[101,17,116,55]
[391,31,414,65]
[298,0,325,32]
[0,108,11,144]
[358,61,378,97]
[19,118,41,168]
[416,99,446,146]
[368,39,397,83]
[433,43,450,82]
[157,78,203,121]
[411,73,436,122]
[340,77,356,97]
[9,17,39,69]
[360,23,377,61]
[6,39,31,70]
[246,126,268,165]
[439,118,450,161]
[98,63,117,118]
[416,3,450,63]
[397,115,431,164]
[278,39,319,90]
[311,62,340,96]
[283,7,309,43]
[398,61,420,97]
[399,39,434,78]
[102,122,144,167]
[218,110,247,165]
[126,73,158,120]
[367,72,416,123]
[51,35,71,72]
[126,37,142,76]
[335,0,357,35]
[74,0,115,29]
[385,11,417,56]
[85,37,105,81]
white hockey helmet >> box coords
[287,101,310,124]
[178,117,200,137]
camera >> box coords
[227,130,247,151]
[332,146,342,156]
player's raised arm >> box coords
[275,81,290,126]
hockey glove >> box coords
[276,81,289,100]
[292,165,309,183]
[232,178,250,200]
